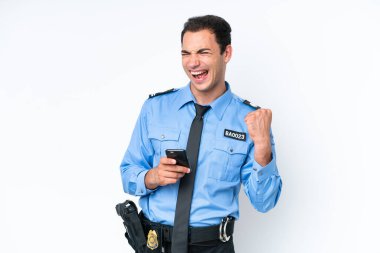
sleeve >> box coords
[241,130,282,212]
[119,100,156,196]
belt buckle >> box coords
[219,217,232,242]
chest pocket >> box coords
[148,127,181,164]
[208,139,248,182]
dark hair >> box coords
[181,15,232,54]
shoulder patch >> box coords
[243,99,261,110]
[148,88,176,99]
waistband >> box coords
[140,213,235,244]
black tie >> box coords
[171,103,211,253]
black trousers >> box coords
[184,237,235,253]
[141,237,235,253]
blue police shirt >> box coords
[120,82,282,227]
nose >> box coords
[188,54,200,68]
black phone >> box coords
[165,149,190,167]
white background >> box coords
[1,1,379,252]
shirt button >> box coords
[161,134,165,139]
[229,148,233,153]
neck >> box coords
[191,81,227,105]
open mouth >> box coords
[191,70,208,81]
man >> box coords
[120,15,282,253]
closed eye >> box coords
[198,49,212,55]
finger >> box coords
[164,178,178,185]
[245,117,256,126]
[244,111,257,122]
[159,176,178,186]
[166,165,190,174]
[177,165,191,173]
[161,171,186,179]
[160,157,177,165]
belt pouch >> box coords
[116,200,146,253]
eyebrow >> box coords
[181,48,212,54]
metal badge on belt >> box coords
[147,230,158,250]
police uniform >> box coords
[120,82,282,252]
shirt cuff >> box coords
[251,156,278,183]
[135,169,156,196]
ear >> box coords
[224,45,232,63]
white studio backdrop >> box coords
[0,1,379,252]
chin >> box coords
[191,81,211,92]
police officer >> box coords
[120,15,282,253]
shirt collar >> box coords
[209,82,233,120]
[174,83,194,110]
[174,82,233,120]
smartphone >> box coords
[165,149,190,167]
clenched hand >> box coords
[244,109,273,166]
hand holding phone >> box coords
[165,149,190,168]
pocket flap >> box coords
[214,139,248,154]
[148,127,180,141]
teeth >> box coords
[191,70,205,75]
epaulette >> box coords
[148,88,176,99]
[243,99,261,110]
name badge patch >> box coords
[224,129,246,141]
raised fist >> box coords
[244,109,272,166]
